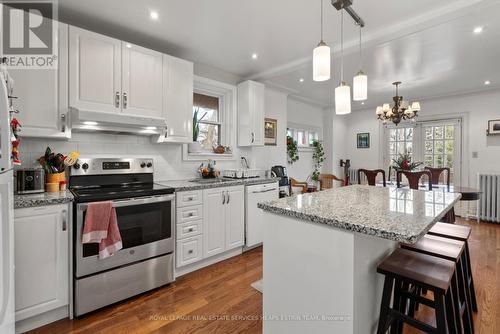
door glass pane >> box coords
[406,128,413,140]
[406,142,413,154]
[397,128,405,141]
[390,129,397,141]
[445,125,454,139]
[424,155,433,166]
[397,142,405,154]
[435,140,444,154]
[389,142,396,155]
[445,140,454,154]
[425,141,433,154]
[425,128,433,140]
[434,126,444,139]
[446,154,454,168]
[434,155,444,167]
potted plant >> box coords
[188,107,206,153]
[311,140,325,187]
[287,136,299,164]
[392,152,422,171]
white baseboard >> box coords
[175,247,242,278]
[16,306,68,334]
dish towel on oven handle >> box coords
[82,201,123,259]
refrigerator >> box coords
[0,65,15,334]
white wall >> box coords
[341,89,500,187]
[286,98,325,181]
[323,108,348,178]
[251,88,288,169]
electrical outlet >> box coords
[472,151,478,159]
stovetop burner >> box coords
[69,158,174,202]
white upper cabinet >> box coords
[10,21,69,138]
[160,54,194,143]
[69,26,122,114]
[237,80,265,146]
[121,42,163,118]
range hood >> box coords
[70,108,167,136]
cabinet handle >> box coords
[188,228,194,232]
[115,91,120,108]
[188,197,193,201]
[222,191,226,205]
[251,132,255,143]
[188,250,194,254]
[188,213,194,217]
[227,191,230,204]
[123,92,128,109]
[62,210,67,231]
[61,114,66,132]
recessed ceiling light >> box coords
[83,121,98,126]
[361,102,365,105]
[150,10,159,20]
[251,53,258,60]
[473,26,483,34]
[299,78,304,83]
[484,80,491,85]
[125,43,132,48]
[144,126,157,130]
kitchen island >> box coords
[258,185,461,334]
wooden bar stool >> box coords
[377,248,459,334]
[428,222,478,312]
[358,169,386,186]
[401,235,474,333]
[396,170,432,191]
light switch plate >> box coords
[472,151,478,158]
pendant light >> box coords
[353,25,367,101]
[335,7,351,115]
[313,0,330,82]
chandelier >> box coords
[376,81,421,125]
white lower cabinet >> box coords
[14,204,70,321]
[175,185,244,271]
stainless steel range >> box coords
[70,158,175,316]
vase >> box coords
[188,142,202,153]
[46,171,66,184]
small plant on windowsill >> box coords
[287,136,299,164]
[311,140,325,182]
[188,107,207,153]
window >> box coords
[193,93,221,151]
[422,123,457,183]
[287,123,321,149]
[388,126,414,164]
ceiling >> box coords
[58,0,500,110]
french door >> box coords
[384,118,462,186]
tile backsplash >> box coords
[19,132,248,181]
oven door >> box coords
[75,194,175,278]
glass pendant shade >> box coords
[313,41,331,82]
[411,102,421,111]
[382,103,390,112]
[335,83,351,115]
[353,71,367,101]
[376,106,383,115]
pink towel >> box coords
[82,201,122,259]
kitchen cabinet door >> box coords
[203,188,226,258]
[69,26,121,113]
[225,186,245,250]
[11,22,70,138]
[121,42,163,118]
[237,80,265,146]
[14,205,69,321]
[160,55,193,143]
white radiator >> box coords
[478,173,500,223]
[349,169,366,184]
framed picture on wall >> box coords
[357,133,370,148]
[265,118,278,146]
[487,119,500,135]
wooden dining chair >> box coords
[318,174,344,190]
[396,170,432,190]
[358,169,386,187]
[425,167,451,187]
[289,177,308,194]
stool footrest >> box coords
[400,290,434,308]
[388,309,439,333]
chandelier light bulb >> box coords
[376,106,383,115]
[313,41,331,82]
[411,101,421,111]
[335,82,351,115]
[382,104,390,112]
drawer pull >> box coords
[188,213,194,217]
[188,228,194,232]
[188,197,194,201]
[188,250,194,254]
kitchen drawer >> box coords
[176,190,203,208]
[177,204,203,224]
[176,235,203,267]
[176,220,202,240]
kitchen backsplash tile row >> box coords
[19,132,252,181]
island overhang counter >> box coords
[258,185,461,334]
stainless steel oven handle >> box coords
[78,194,175,211]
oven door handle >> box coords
[77,194,175,211]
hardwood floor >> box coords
[30,218,499,334]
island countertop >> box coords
[258,185,461,243]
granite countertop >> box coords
[157,177,281,192]
[258,185,461,244]
[15,190,74,209]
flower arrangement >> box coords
[392,152,422,171]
